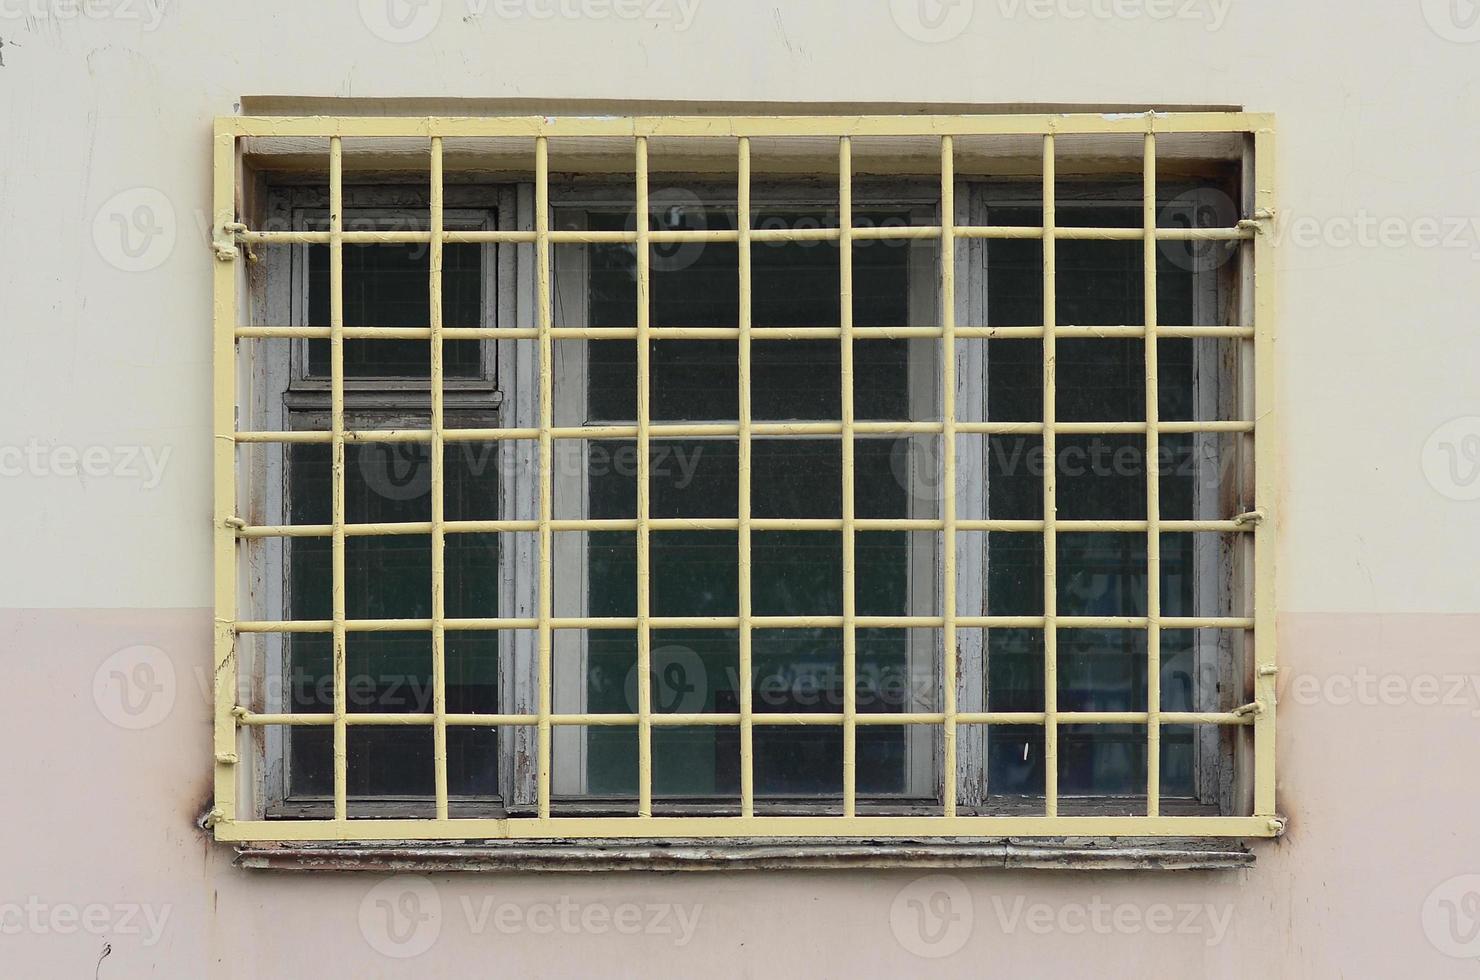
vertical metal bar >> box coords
[839,137,857,817]
[1252,124,1278,819]
[939,135,958,817]
[429,136,449,819]
[737,137,756,817]
[635,137,654,817]
[211,122,239,825]
[1235,137,1257,817]
[329,136,348,823]
[535,136,554,820]
[1041,132,1059,817]
[1142,130,1161,817]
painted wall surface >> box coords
[3,1,1480,976]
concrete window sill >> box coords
[235,838,1256,873]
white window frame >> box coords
[251,184,517,815]
[963,181,1237,812]
[539,183,944,804]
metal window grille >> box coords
[211,112,1279,842]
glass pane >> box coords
[584,208,911,422]
[576,202,921,800]
[306,241,484,379]
[287,439,499,798]
[986,203,1200,800]
[582,376,916,796]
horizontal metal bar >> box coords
[233,614,1254,633]
[235,517,1252,538]
[236,230,436,245]
[234,226,1251,247]
[1050,326,1255,339]
[235,709,1252,728]
[233,419,1253,444]
[234,324,1255,341]
[214,814,1283,842]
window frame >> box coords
[541,183,945,807]
[966,180,1243,814]
[212,112,1278,843]
[251,183,520,816]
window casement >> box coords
[210,112,1279,843]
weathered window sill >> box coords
[235,838,1256,873]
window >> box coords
[546,192,942,809]
[212,112,1279,842]
[282,191,504,803]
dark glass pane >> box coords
[306,242,483,378]
[287,440,499,798]
[583,429,913,796]
[579,199,921,798]
[584,209,910,422]
[986,202,1201,799]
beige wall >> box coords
[3,0,1480,975]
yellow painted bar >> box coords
[839,137,858,816]
[237,708,1254,728]
[216,814,1281,842]
[225,111,1274,139]
[535,136,554,819]
[737,136,755,817]
[211,121,239,823]
[232,614,1255,634]
[1253,123,1278,818]
[231,419,1254,445]
[1143,131,1162,817]
[635,137,654,817]
[939,136,959,816]
[235,324,1254,342]
[233,224,1253,248]
[428,137,450,819]
[1041,133,1059,817]
[328,137,349,822]
[235,516,1253,538]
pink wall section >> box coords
[6,608,1480,976]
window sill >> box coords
[235,837,1255,873]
